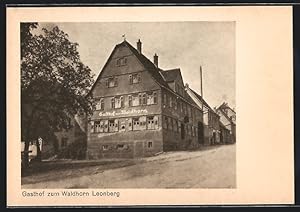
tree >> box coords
[21,23,95,168]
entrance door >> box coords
[198,121,204,144]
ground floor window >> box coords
[102,145,108,151]
[147,141,153,148]
[92,115,159,133]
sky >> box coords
[39,22,235,109]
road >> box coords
[22,144,236,189]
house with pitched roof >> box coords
[86,39,204,159]
[185,86,221,145]
[216,102,236,143]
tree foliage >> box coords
[21,23,95,167]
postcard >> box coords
[7,6,294,206]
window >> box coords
[102,145,108,151]
[163,93,167,106]
[108,120,115,132]
[146,92,157,105]
[94,121,101,133]
[147,141,153,149]
[142,93,147,105]
[147,116,155,130]
[108,119,118,132]
[139,93,142,105]
[174,97,177,110]
[129,73,141,84]
[180,101,183,113]
[116,57,127,66]
[153,92,157,104]
[139,116,147,130]
[115,96,124,108]
[117,144,124,150]
[111,98,115,109]
[133,117,140,131]
[178,121,181,134]
[106,77,118,88]
[132,94,139,106]
[96,98,104,110]
[169,96,172,108]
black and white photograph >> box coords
[7,6,294,206]
[20,21,236,189]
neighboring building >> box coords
[41,113,87,159]
[216,102,236,143]
[219,121,231,144]
[87,39,204,159]
[185,86,221,145]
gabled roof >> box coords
[88,40,171,96]
[216,102,236,125]
[189,88,214,112]
[161,68,181,82]
[123,40,170,88]
[217,102,236,114]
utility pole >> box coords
[200,65,203,111]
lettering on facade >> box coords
[98,109,148,117]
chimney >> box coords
[154,53,158,67]
[137,39,142,54]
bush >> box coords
[57,141,86,160]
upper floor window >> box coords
[96,98,104,110]
[106,77,118,88]
[114,96,124,109]
[163,93,167,106]
[116,57,127,66]
[129,73,141,84]
[147,92,157,105]
[132,94,139,106]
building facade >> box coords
[87,39,204,159]
[185,86,221,145]
[216,102,236,143]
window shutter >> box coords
[114,119,119,132]
[103,120,108,132]
[129,75,132,84]
[105,79,109,88]
[154,116,159,129]
[120,96,124,108]
[138,73,141,82]
[127,118,132,131]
